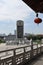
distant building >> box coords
[25,33,31,37]
[14,30,17,37]
[4,35,16,41]
[0,36,4,41]
[8,33,12,35]
[0,33,6,37]
[0,34,6,41]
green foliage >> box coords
[26,34,43,44]
[33,40,41,44]
[26,34,43,40]
[0,39,5,43]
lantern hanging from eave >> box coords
[34,18,42,24]
[34,13,42,24]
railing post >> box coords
[0,60,1,65]
[12,49,17,65]
[40,43,42,53]
[23,47,26,61]
[37,44,38,55]
[30,39,33,58]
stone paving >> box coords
[29,55,43,65]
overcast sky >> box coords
[0,0,43,35]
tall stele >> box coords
[17,20,24,38]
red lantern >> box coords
[34,18,42,24]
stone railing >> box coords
[0,43,43,65]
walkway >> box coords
[28,55,43,65]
